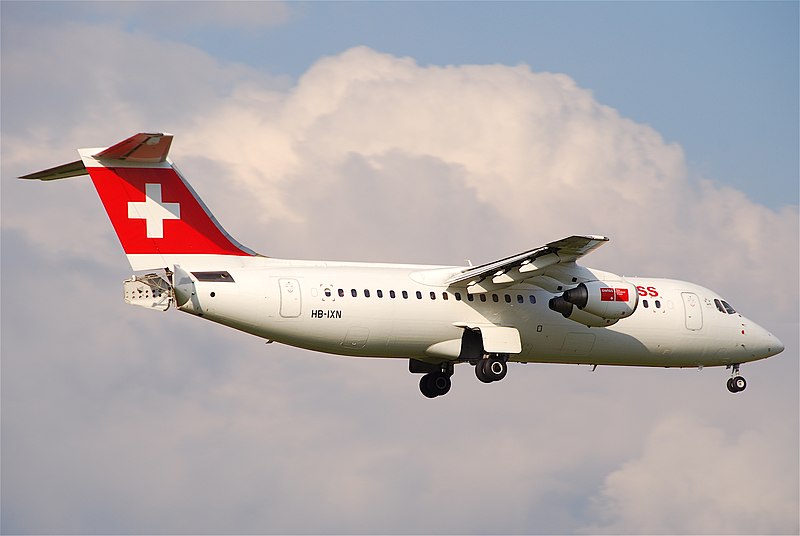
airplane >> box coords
[20,132,785,398]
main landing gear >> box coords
[419,371,452,398]
[474,353,508,383]
[410,359,455,398]
[726,363,747,393]
[410,354,510,398]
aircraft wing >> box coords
[445,235,609,294]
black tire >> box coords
[726,377,737,393]
[419,374,437,398]
[732,375,747,392]
[475,361,493,383]
[483,355,508,382]
[430,372,451,396]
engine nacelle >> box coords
[548,296,619,327]
[548,279,638,327]
[561,280,638,319]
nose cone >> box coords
[745,319,785,360]
[769,333,786,357]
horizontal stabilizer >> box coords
[19,160,86,181]
[94,133,173,163]
[19,133,173,181]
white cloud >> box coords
[582,414,799,534]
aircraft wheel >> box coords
[475,361,493,383]
[726,377,736,393]
[483,355,508,382]
[420,374,437,398]
[732,375,747,393]
[420,372,451,398]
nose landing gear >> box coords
[726,364,747,393]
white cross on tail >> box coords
[127,183,180,238]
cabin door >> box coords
[681,292,703,331]
[279,278,302,318]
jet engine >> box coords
[549,280,639,327]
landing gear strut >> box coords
[726,363,747,393]
[475,354,508,383]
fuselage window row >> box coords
[335,289,536,305]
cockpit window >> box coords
[714,298,736,314]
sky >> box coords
[1,2,798,534]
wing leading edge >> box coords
[444,235,609,294]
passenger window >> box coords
[430,291,436,300]
[505,294,511,303]
[351,289,357,298]
[442,292,449,301]
[324,288,332,298]
[455,292,462,301]
[655,300,661,308]
[517,295,524,304]
[390,290,396,299]
[643,299,649,308]
[364,289,370,298]
[721,300,736,314]
[338,289,345,298]
[492,294,499,303]
[377,290,383,298]
[416,291,422,299]
[467,294,474,302]
[480,294,487,302]
[402,291,408,299]
[529,295,536,304]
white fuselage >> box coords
[171,257,781,369]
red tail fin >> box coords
[21,133,256,271]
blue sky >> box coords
[2,2,798,534]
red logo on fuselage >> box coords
[636,285,659,297]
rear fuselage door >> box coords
[279,278,302,318]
